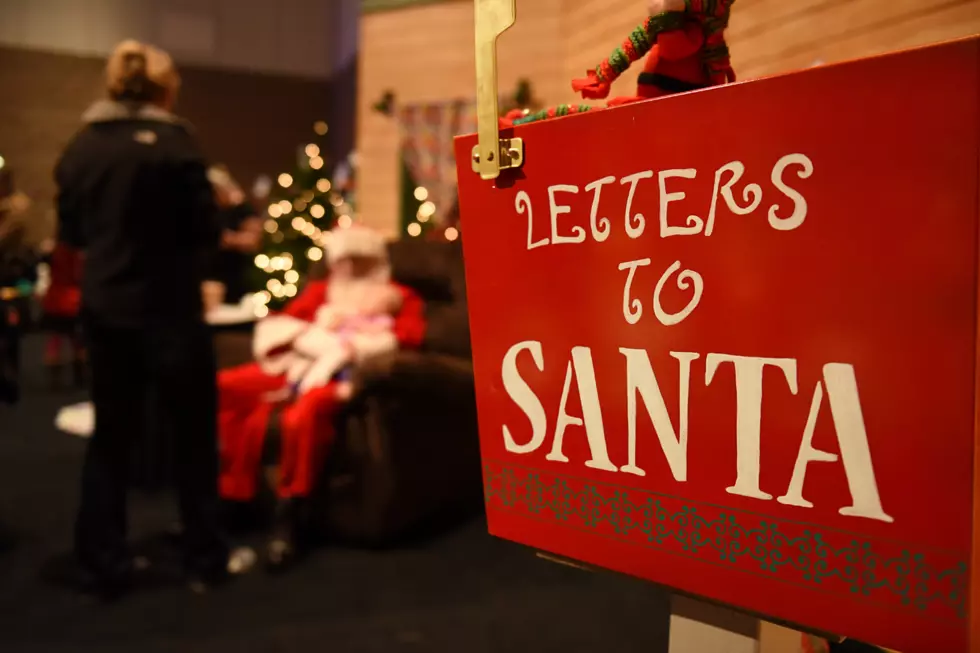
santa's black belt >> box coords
[637,73,707,93]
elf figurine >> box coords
[502,0,735,127]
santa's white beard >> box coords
[327,265,392,315]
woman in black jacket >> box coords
[55,39,230,597]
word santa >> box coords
[218,225,425,568]
[499,344,893,525]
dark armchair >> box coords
[313,238,482,546]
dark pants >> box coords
[74,316,228,582]
[0,298,23,403]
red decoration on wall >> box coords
[455,37,980,653]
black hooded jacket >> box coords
[55,100,221,326]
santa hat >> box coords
[325,225,387,265]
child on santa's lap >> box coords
[217,225,425,570]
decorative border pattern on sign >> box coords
[483,462,968,622]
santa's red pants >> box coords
[218,362,340,501]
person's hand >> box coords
[236,230,261,252]
[285,355,313,385]
[220,229,239,250]
[221,224,263,252]
[297,347,352,395]
[315,305,344,331]
[335,380,354,402]
[238,217,264,252]
[262,386,294,404]
[649,0,685,15]
[3,191,31,214]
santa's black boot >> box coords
[265,497,305,573]
[0,357,18,405]
[72,353,88,389]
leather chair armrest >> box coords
[321,350,481,546]
[347,349,474,399]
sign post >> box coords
[455,31,980,653]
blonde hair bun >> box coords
[106,39,180,105]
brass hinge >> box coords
[472,0,524,180]
[471,137,523,175]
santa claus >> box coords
[217,225,425,568]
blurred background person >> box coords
[0,165,37,404]
[54,39,230,598]
[205,164,262,307]
[38,239,85,389]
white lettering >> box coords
[653,261,704,326]
[548,184,586,245]
[705,161,763,236]
[705,354,799,500]
[659,168,703,237]
[584,176,615,242]
[769,153,813,231]
[621,170,654,239]
[822,363,894,523]
[620,349,700,479]
[618,258,651,325]
[777,367,893,523]
[546,347,618,471]
[517,190,549,250]
[501,340,547,453]
[777,382,834,509]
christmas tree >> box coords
[249,121,357,314]
[400,159,435,240]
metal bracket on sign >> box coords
[471,0,524,180]
[471,137,523,176]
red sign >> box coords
[455,37,980,653]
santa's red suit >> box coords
[217,229,426,502]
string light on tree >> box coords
[246,123,358,310]
[407,222,422,237]
[444,227,459,242]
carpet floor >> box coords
[0,336,671,653]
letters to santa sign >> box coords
[455,37,980,653]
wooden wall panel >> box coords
[358,0,980,235]
[356,0,564,237]
[0,46,333,247]
[730,0,980,78]
[562,0,647,102]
